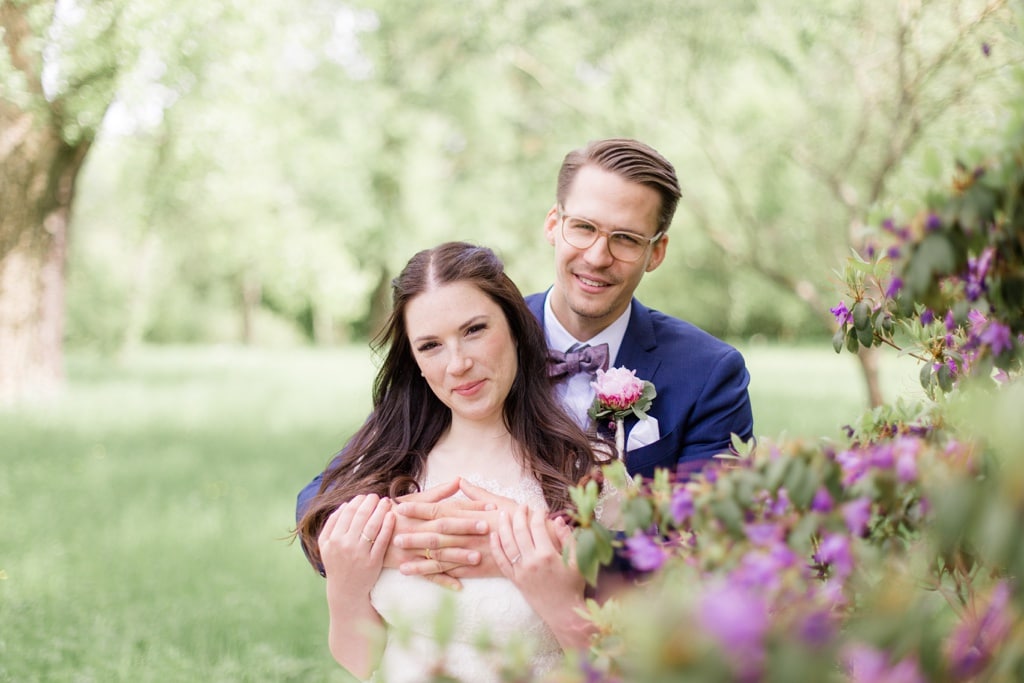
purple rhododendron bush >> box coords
[548,93,1024,682]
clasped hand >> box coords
[385,478,576,591]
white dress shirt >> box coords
[543,292,631,430]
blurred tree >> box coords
[557,0,1022,405]
[0,0,128,403]
[12,0,1020,415]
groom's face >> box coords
[544,164,668,341]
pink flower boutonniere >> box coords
[588,367,657,461]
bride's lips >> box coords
[453,379,485,396]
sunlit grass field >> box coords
[0,343,922,682]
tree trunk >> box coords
[857,346,885,408]
[240,270,262,345]
[0,117,90,404]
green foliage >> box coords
[0,346,378,682]
[549,57,1024,683]
[0,343,868,681]
[831,85,1024,396]
[45,0,1022,350]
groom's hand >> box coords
[392,504,501,580]
[378,479,493,588]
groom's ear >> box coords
[543,205,560,246]
[645,233,669,273]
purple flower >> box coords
[811,487,834,513]
[979,321,1012,356]
[816,579,848,609]
[799,609,837,647]
[920,309,934,326]
[925,212,942,232]
[865,242,877,259]
[625,533,667,572]
[669,487,694,525]
[769,488,791,517]
[830,301,853,326]
[843,498,872,537]
[836,448,867,485]
[886,245,902,260]
[733,548,789,593]
[843,644,926,683]
[894,438,921,483]
[698,582,769,676]
[885,276,903,299]
[965,280,984,301]
[881,218,896,233]
[982,42,991,57]
[580,660,621,683]
[745,522,783,547]
[814,533,854,579]
[867,442,895,469]
[947,582,1014,678]
[945,310,958,332]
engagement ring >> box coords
[424,548,433,560]
[360,532,374,544]
[510,554,522,565]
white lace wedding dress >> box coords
[368,474,563,683]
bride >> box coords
[296,242,613,682]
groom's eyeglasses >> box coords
[558,207,663,263]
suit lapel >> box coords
[614,299,662,383]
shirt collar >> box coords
[542,291,631,365]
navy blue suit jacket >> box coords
[526,293,753,479]
[296,293,753,523]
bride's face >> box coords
[405,281,518,425]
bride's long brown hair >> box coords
[296,242,601,568]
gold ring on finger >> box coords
[361,532,374,544]
[424,547,433,561]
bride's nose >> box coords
[447,347,473,374]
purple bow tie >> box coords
[547,343,610,379]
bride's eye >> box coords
[417,341,440,352]
[467,323,487,335]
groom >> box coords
[296,138,753,574]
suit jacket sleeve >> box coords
[295,450,347,573]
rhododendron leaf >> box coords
[832,326,846,353]
[711,497,744,535]
[623,496,654,532]
[766,455,792,491]
[592,523,615,565]
[785,461,817,509]
[906,234,955,297]
[574,527,601,586]
[846,326,860,353]
[853,301,871,330]
[919,362,933,391]
[433,595,458,647]
[856,323,874,348]
[936,364,953,392]
[569,480,599,526]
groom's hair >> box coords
[296,242,601,569]
[556,138,681,233]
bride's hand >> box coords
[490,505,595,649]
[318,494,395,601]
[491,505,584,604]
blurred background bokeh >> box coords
[2,0,1022,680]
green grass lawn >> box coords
[0,343,923,682]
